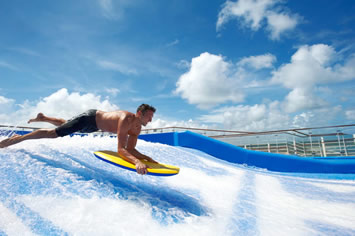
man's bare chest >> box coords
[128,124,141,136]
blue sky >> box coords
[0,0,355,131]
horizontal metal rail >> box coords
[141,124,355,157]
[1,123,355,157]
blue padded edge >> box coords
[139,131,355,174]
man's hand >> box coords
[135,160,148,175]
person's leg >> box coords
[0,129,58,148]
[28,113,66,127]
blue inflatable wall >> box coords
[139,131,355,174]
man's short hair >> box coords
[137,104,156,114]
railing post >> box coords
[293,139,297,155]
[286,138,289,154]
[342,135,348,156]
[309,131,315,156]
[303,141,306,157]
[275,135,279,153]
[336,130,344,156]
[321,137,327,157]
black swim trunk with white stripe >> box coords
[55,109,99,137]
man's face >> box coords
[140,110,154,126]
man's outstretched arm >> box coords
[116,116,151,175]
[126,135,158,164]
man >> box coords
[0,104,157,175]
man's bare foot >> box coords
[28,113,45,124]
[0,134,21,148]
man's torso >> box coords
[95,110,141,136]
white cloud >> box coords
[166,39,180,47]
[175,52,276,109]
[175,44,355,129]
[266,12,298,40]
[237,53,276,69]
[0,88,119,126]
[0,96,15,119]
[291,106,343,128]
[105,88,120,97]
[175,52,245,109]
[217,0,273,31]
[176,60,190,70]
[339,54,355,79]
[283,87,326,113]
[198,102,346,131]
[217,0,299,40]
[200,102,290,131]
[0,95,14,106]
[271,44,355,113]
[146,118,209,130]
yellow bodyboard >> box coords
[94,151,179,176]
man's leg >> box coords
[28,113,66,127]
[0,129,58,148]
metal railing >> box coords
[1,124,355,157]
[141,124,355,157]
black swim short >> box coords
[55,109,99,137]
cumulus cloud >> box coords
[0,88,119,126]
[146,118,210,130]
[271,44,355,113]
[291,106,343,128]
[217,0,299,40]
[266,11,298,40]
[198,102,345,131]
[0,95,15,108]
[175,52,245,109]
[199,102,290,131]
[283,87,327,113]
[175,52,275,109]
[176,44,355,130]
[0,96,16,122]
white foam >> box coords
[0,202,35,236]
[18,193,235,236]
[1,135,355,235]
[308,182,355,193]
[255,175,355,235]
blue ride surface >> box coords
[0,130,355,235]
[139,131,355,174]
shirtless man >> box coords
[0,104,157,175]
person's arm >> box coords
[126,135,158,164]
[116,115,149,175]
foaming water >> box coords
[0,135,355,235]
